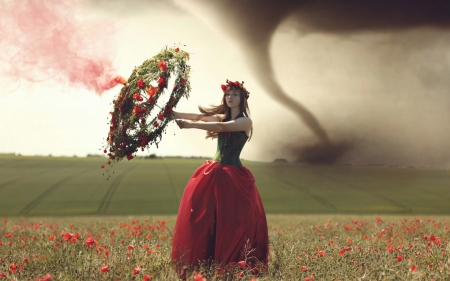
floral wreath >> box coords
[101,47,191,172]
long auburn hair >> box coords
[197,87,252,140]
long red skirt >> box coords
[171,160,269,271]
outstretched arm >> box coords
[176,117,252,133]
[172,110,221,122]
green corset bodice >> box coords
[212,131,248,167]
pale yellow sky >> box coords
[0,2,279,161]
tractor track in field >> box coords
[19,169,91,215]
[275,175,337,210]
[315,172,412,213]
[97,164,137,214]
[0,161,82,192]
[0,170,52,192]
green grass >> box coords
[0,155,449,216]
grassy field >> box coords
[0,215,449,280]
[0,155,449,216]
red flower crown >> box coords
[221,79,250,99]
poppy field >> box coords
[0,215,449,280]
[1,155,449,216]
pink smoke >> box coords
[0,0,123,94]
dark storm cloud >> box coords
[95,0,450,166]
[180,0,450,164]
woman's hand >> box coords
[175,119,190,129]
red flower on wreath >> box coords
[158,76,166,89]
[164,104,173,115]
[137,78,145,89]
[147,86,158,96]
[126,153,134,160]
[133,93,143,101]
[175,48,179,52]
[158,113,164,121]
[221,84,227,92]
[153,121,159,127]
[158,60,167,71]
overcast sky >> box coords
[1,0,450,168]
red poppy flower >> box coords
[221,84,227,92]
[100,265,110,273]
[133,93,143,101]
[37,274,51,281]
[101,165,105,169]
[193,272,206,281]
[158,60,167,71]
[175,48,179,52]
[128,245,134,250]
[339,246,352,255]
[301,266,308,272]
[0,272,6,278]
[9,264,16,273]
[410,265,417,272]
[237,261,247,269]
[153,121,159,127]
[237,271,244,278]
[137,78,145,89]
[305,275,315,281]
[63,233,73,241]
[143,275,152,281]
[85,237,96,248]
[396,255,404,262]
[386,246,395,253]
[318,250,326,257]
[133,267,141,275]
[430,234,436,241]
[49,235,55,241]
[157,113,164,121]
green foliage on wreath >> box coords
[103,47,191,169]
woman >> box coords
[171,80,269,276]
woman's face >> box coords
[225,90,241,109]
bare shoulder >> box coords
[236,116,252,124]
